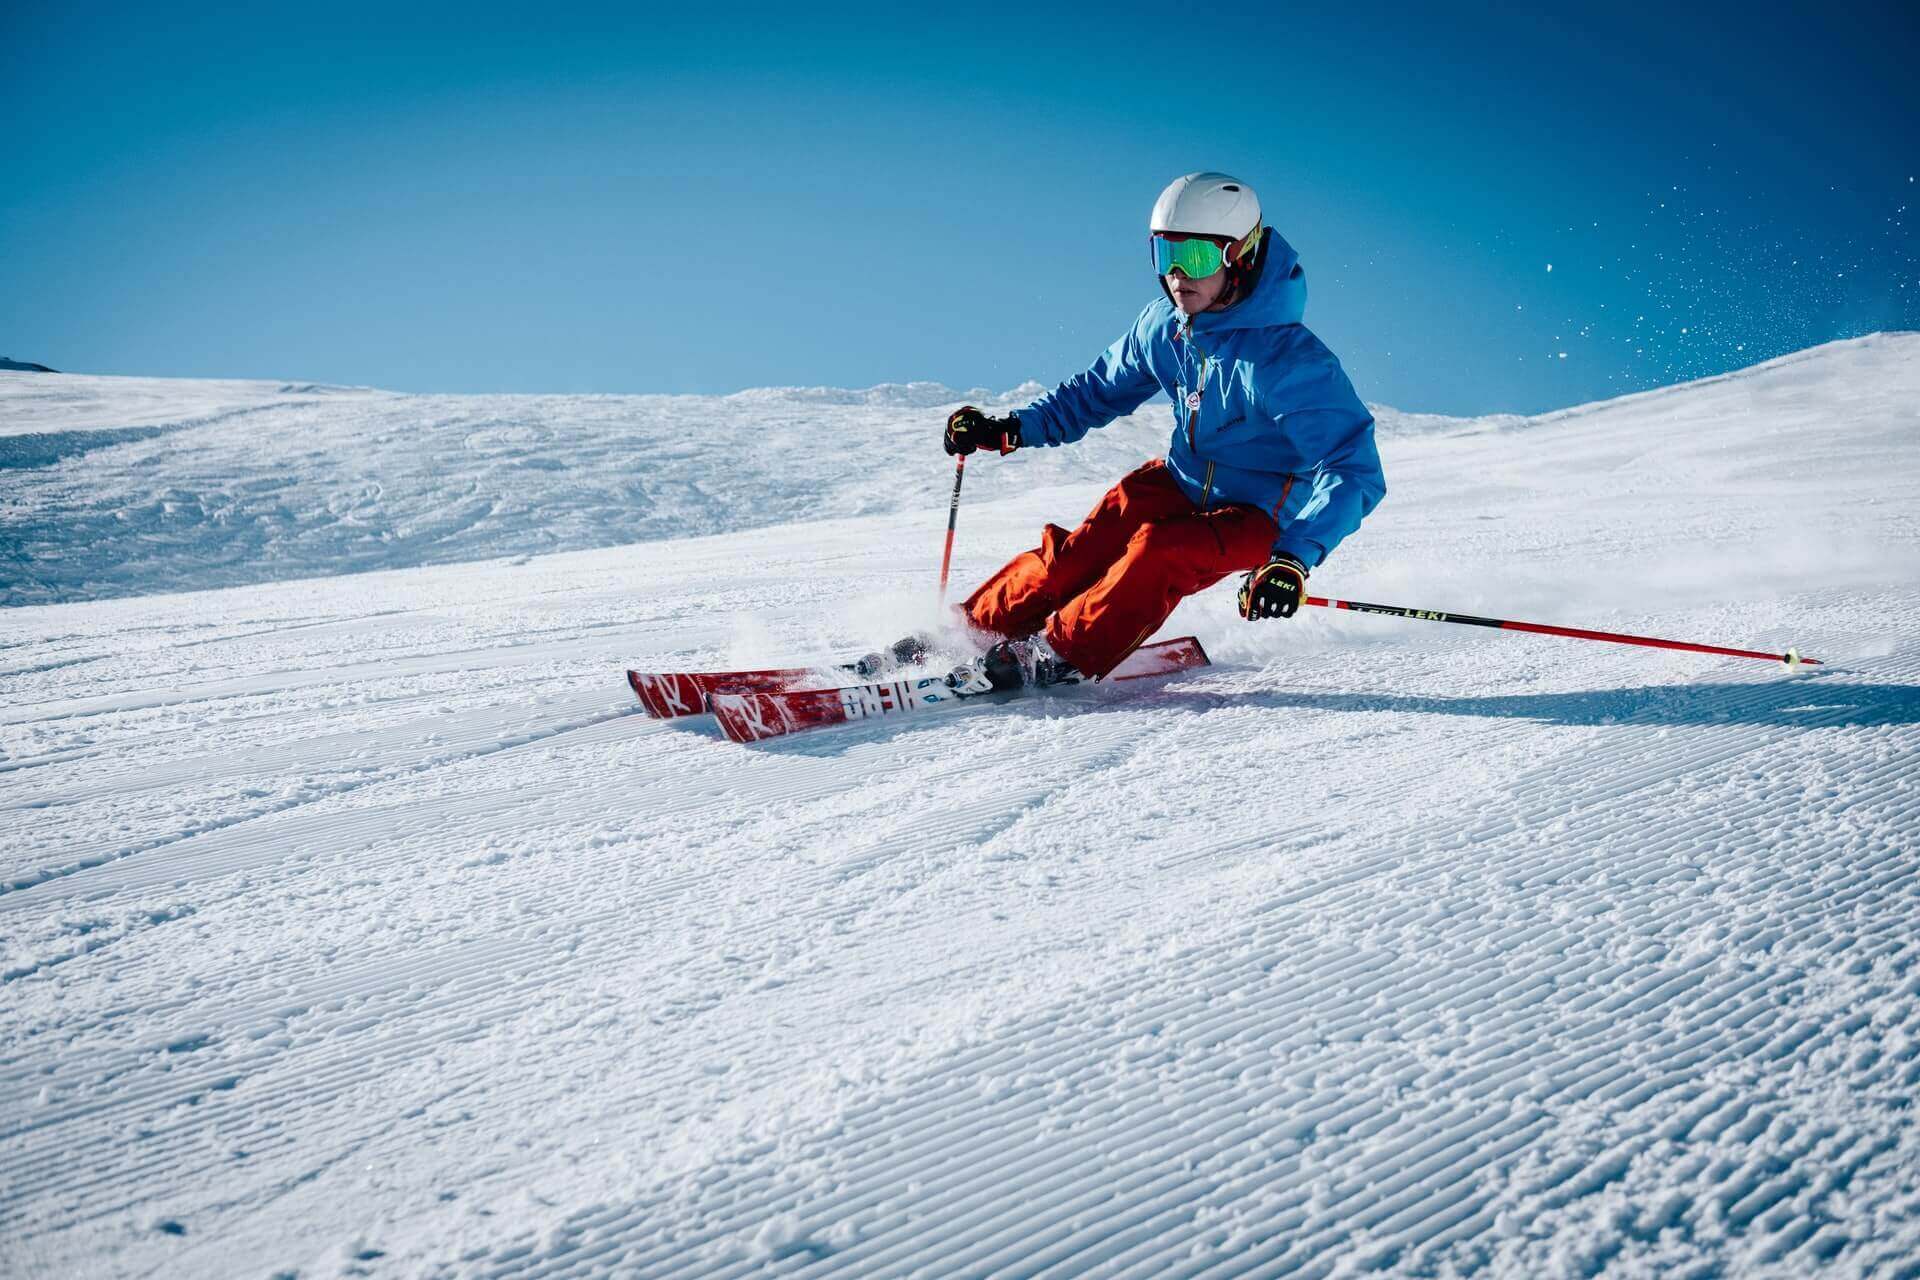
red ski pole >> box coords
[1305,594,1821,667]
[937,455,966,605]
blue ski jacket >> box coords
[1013,229,1385,569]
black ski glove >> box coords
[944,406,1022,457]
[1238,554,1308,620]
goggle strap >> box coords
[1225,223,1262,265]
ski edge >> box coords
[710,676,970,744]
[708,636,1211,744]
[626,664,830,718]
[630,635,1212,720]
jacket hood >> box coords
[1183,227,1307,334]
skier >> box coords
[943,171,1386,688]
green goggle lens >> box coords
[1151,235,1228,279]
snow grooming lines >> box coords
[1306,594,1821,667]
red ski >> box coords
[627,636,939,718]
[709,636,1210,744]
[627,663,831,719]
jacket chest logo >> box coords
[1185,390,1202,411]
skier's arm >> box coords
[1251,342,1387,571]
[1270,415,1386,569]
[1015,312,1160,448]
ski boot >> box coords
[943,637,1081,696]
[852,632,937,679]
[1008,636,1083,688]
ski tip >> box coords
[625,669,661,716]
[709,690,787,744]
[1109,635,1212,681]
[627,671,709,719]
[707,692,751,743]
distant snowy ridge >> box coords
[720,379,1047,408]
[2,333,1913,607]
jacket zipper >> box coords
[1181,319,1199,452]
[1272,474,1295,522]
[1200,460,1215,512]
[1183,318,1213,478]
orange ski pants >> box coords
[964,460,1280,678]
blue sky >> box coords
[5,1,1915,415]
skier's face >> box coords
[1164,264,1231,315]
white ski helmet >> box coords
[1150,171,1262,243]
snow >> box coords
[3,333,1919,1277]
[3,370,1456,608]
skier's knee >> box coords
[1128,520,1186,556]
[1115,464,1167,504]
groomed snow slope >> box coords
[3,334,1919,1278]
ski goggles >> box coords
[1151,233,1234,279]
